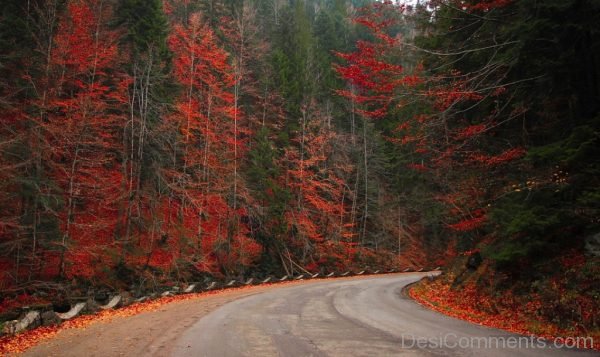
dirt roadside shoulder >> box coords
[21,286,265,357]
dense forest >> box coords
[0,0,598,334]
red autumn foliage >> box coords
[0,294,49,315]
[25,0,128,280]
[468,147,526,166]
[447,210,487,232]
[334,1,419,121]
[411,278,600,351]
[165,10,260,276]
[283,110,348,245]
[454,123,487,140]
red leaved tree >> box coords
[279,103,353,272]
[41,0,127,280]
[165,10,260,277]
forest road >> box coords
[24,273,596,357]
[171,273,596,357]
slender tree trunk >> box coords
[350,86,356,144]
[361,117,368,244]
[298,109,307,209]
[59,147,80,277]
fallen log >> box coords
[100,295,122,310]
[184,284,197,293]
[57,302,86,320]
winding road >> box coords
[171,273,594,357]
[25,273,596,356]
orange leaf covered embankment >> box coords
[410,279,600,351]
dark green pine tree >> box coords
[0,0,66,284]
[246,127,291,273]
[488,0,600,268]
[114,0,174,262]
[408,0,600,272]
[269,0,317,122]
[117,0,170,58]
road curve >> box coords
[171,273,595,357]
